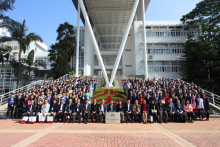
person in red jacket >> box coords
[165,93,170,105]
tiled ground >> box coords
[175,133,220,147]
[0,133,36,147]
[28,133,180,147]
[56,123,156,130]
[0,118,219,147]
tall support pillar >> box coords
[75,2,80,77]
[142,0,148,79]
[109,0,140,86]
[78,0,109,85]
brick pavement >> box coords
[0,118,219,147]
[0,133,35,147]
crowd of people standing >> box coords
[6,76,211,124]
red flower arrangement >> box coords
[93,89,126,104]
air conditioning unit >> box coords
[149,55,153,59]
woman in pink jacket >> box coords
[184,100,194,123]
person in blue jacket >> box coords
[6,93,15,120]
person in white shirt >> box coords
[98,99,107,123]
[197,95,204,120]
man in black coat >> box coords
[203,94,210,121]
[166,98,177,122]
[22,99,36,117]
[116,100,124,123]
[64,98,74,123]
[91,99,99,122]
[157,98,168,123]
[124,100,133,123]
[107,100,116,112]
[14,91,23,119]
[47,99,59,121]
[73,99,83,123]
[56,99,65,122]
[83,99,91,124]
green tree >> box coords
[180,0,220,92]
[0,45,11,67]
[0,20,43,88]
[0,0,16,21]
[25,50,46,84]
[56,22,76,71]
[48,43,65,78]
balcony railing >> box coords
[148,65,181,73]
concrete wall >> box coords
[83,24,94,76]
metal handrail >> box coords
[0,74,73,107]
[177,79,220,107]
[148,73,162,80]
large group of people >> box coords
[123,76,210,123]
[6,76,211,124]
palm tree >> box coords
[25,50,46,84]
[56,22,76,71]
[0,19,43,88]
[0,0,16,21]
[48,43,64,78]
[0,45,11,67]
[69,43,76,69]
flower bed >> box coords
[93,88,126,105]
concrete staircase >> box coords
[0,104,8,119]
[1,74,220,119]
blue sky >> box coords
[5,0,202,48]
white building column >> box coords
[75,2,80,77]
[78,0,109,86]
[142,0,148,79]
[109,0,140,86]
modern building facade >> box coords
[72,0,200,86]
[0,40,50,94]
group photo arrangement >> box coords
[6,76,211,124]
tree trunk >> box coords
[207,59,211,91]
[58,56,61,78]
[72,54,74,69]
[1,54,4,67]
[28,70,31,84]
[17,53,21,89]
[66,48,68,71]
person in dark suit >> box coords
[6,93,15,120]
[107,100,116,112]
[149,99,158,123]
[116,100,124,123]
[14,91,23,119]
[176,100,186,122]
[35,100,43,114]
[73,99,83,123]
[151,93,159,105]
[83,99,91,124]
[167,98,177,122]
[22,99,36,117]
[127,91,133,101]
[132,100,141,123]
[56,99,65,123]
[124,100,133,123]
[203,94,210,121]
[47,99,59,120]
[141,100,149,124]
[64,98,74,123]
[98,99,107,123]
[157,98,168,123]
[132,93,139,104]
[91,99,99,122]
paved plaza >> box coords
[0,118,220,147]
